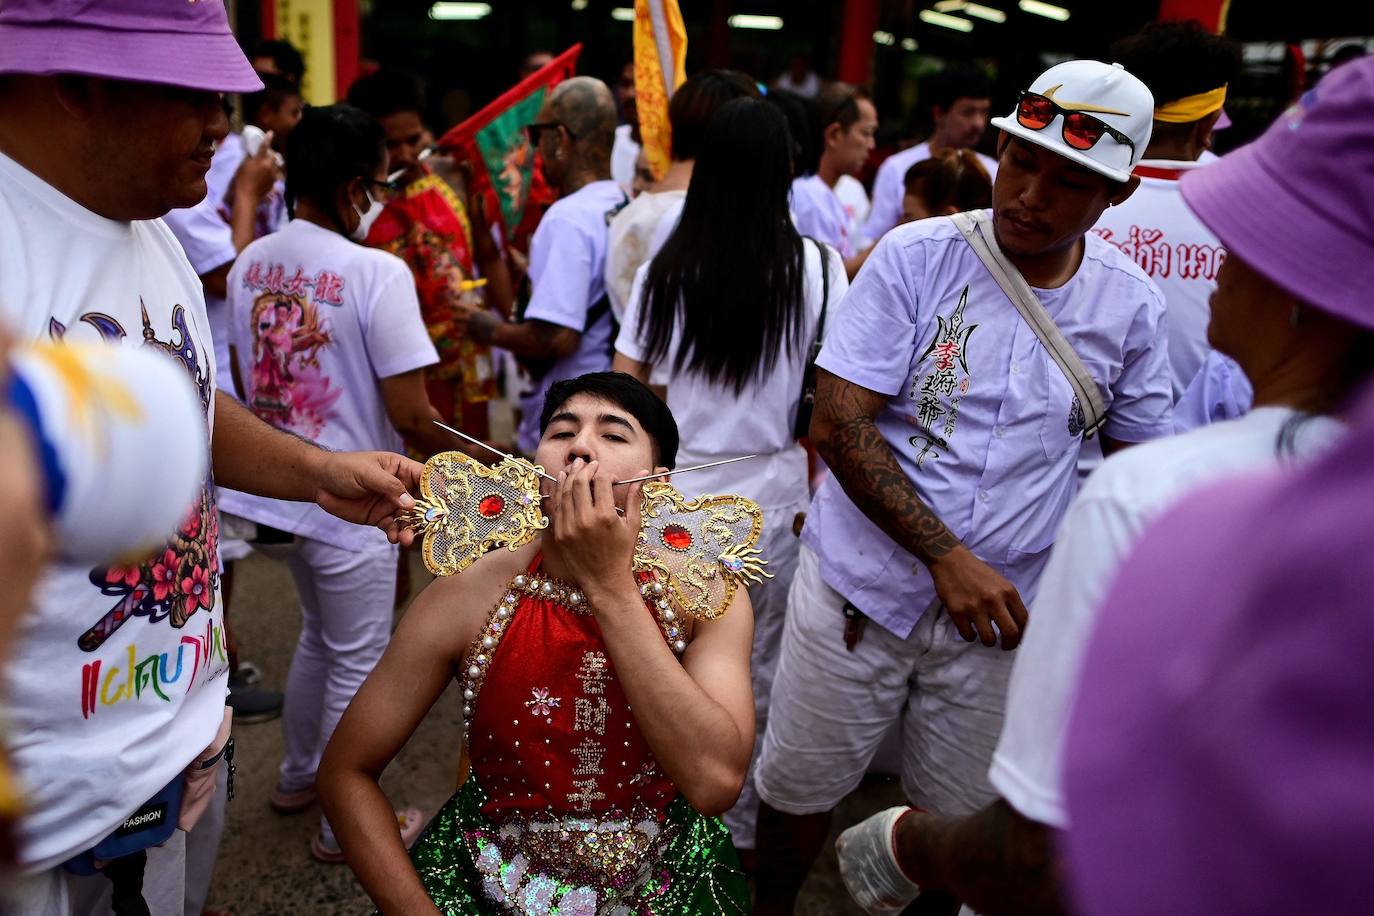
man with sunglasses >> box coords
[457,76,627,457]
[753,60,1172,915]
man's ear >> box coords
[1194,109,1223,152]
[1107,174,1141,207]
[823,121,844,150]
[343,175,368,208]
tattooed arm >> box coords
[811,369,960,563]
[894,800,1068,916]
[462,312,581,360]
[810,369,1028,649]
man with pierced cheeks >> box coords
[319,371,755,914]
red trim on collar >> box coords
[1132,164,1190,181]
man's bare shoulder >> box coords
[399,539,543,662]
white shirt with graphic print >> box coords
[0,150,228,872]
[218,219,438,549]
[1093,158,1223,400]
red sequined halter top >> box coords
[459,555,688,821]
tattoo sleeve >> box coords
[490,318,580,359]
[896,801,1069,916]
[812,369,961,565]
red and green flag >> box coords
[438,44,581,244]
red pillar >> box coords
[333,0,359,100]
[837,0,879,85]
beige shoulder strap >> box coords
[949,210,1107,438]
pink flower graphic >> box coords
[105,565,142,589]
[150,550,180,601]
[180,565,212,614]
[524,688,561,718]
[180,507,202,540]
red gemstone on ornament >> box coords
[662,524,692,551]
[478,494,506,518]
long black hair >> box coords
[284,104,386,222]
[636,97,807,395]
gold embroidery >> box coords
[403,452,548,577]
[633,481,771,622]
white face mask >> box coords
[350,188,382,240]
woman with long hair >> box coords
[612,95,848,859]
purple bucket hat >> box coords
[1181,58,1374,332]
[0,0,262,94]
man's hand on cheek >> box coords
[549,459,646,597]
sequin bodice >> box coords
[462,559,682,822]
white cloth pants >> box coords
[2,833,187,916]
[3,757,228,916]
[756,545,1016,817]
[274,534,397,843]
[720,500,805,850]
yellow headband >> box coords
[1154,85,1227,124]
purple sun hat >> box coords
[0,0,262,94]
[1181,57,1374,332]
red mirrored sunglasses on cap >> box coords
[1015,91,1135,156]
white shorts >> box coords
[755,545,1015,816]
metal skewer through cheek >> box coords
[430,420,627,515]
[431,422,760,506]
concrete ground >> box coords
[207,550,904,915]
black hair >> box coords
[668,69,760,162]
[242,71,300,126]
[764,88,820,177]
[250,39,305,86]
[1109,20,1241,107]
[540,372,680,469]
[346,70,425,120]
[927,62,993,113]
[284,104,385,222]
[816,81,868,132]
[638,97,806,396]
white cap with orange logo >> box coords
[991,60,1154,182]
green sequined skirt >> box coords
[406,778,751,915]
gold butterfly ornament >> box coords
[402,450,770,621]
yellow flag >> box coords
[634,0,688,182]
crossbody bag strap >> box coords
[949,210,1108,438]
